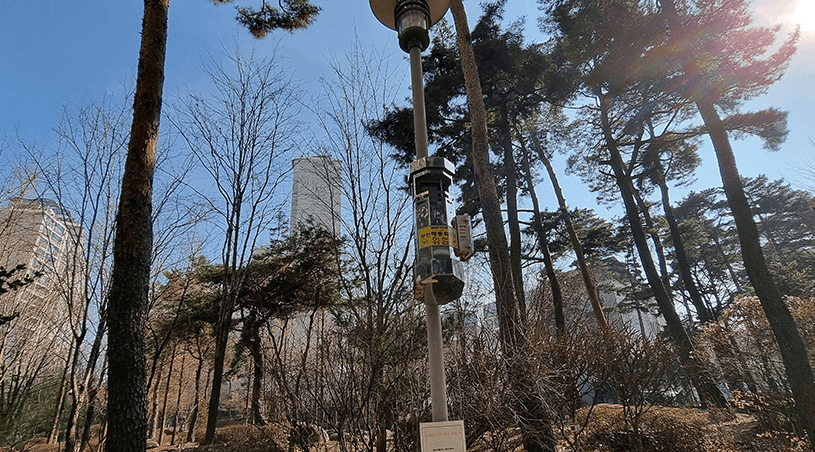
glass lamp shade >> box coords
[395,0,431,51]
[369,0,450,31]
[396,6,429,35]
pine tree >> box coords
[106,2,169,449]
[658,0,815,442]
[542,0,729,407]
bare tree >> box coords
[268,40,420,452]
[171,45,301,445]
[789,140,815,196]
[24,98,129,452]
[12,94,199,451]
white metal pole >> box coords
[424,284,449,422]
[410,46,429,160]
[410,41,448,423]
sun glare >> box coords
[786,0,815,32]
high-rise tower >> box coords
[0,197,83,369]
[290,155,342,236]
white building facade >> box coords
[290,155,342,237]
[0,197,82,370]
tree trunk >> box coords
[449,2,555,450]
[64,334,88,452]
[186,351,205,444]
[501,104,528,325]
[518,138,565,335]
[598,91,728,409]
[79,388,98,452]
[700,94,815,437]
[171,353,186,445]
[631,186,672,296]
[661,0,815,441]
[204,289,235,444]
[710,231,743,296]
[157,344,177,446]
[449,0,522,354]
[655,165,713,323]
[64,395,80,452]
[520,137,583,416]
[47,352,72,444]
[726,324,759,393]
[63,269,110,452]
[147,358,165,440]
[105,0,167,450]
[712,331,757,395]
[248,311,266,425]
[68,313,107,452]
[525,126,608,328]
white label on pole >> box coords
[419,420,467,452]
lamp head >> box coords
[369,0,450,52]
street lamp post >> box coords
[369,0,469,425]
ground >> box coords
[16,404,810,452]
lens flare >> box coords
[787,0,815,31]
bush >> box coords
[191,424,285,452]
[576,404,739,452]
[732,390,809,452]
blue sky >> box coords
[1,0,813,215]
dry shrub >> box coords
[446,327,523,452]
[698,296,815,394]
[575,404,740,452]
[732,391,810,452]
[391,413,423,452]
[191,424,286,452]
[15,437,59,452]
[697,296,814,450]
[544,325,683,452]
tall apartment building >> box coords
[0,197,82,366]
[290,155,342,236]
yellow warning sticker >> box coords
[418,226,450,248]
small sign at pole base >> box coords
[419,420,466,452]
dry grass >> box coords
[12,405,808,452]
[559,404,809,452]
[566,404,735,452]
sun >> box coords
[786,0,815,32]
